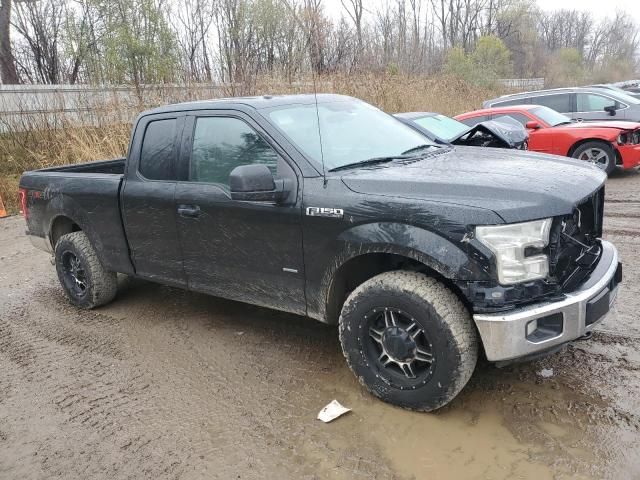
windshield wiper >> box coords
[328,155,413,172]
[401,144,440,155]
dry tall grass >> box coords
[0,74,503,214]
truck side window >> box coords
[190,117,278,187]
[139,119,177,180]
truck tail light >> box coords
[18,188,29,220]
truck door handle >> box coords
[177,205,201,218]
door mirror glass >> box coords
[525,121,541,130]
[229,164,283,202]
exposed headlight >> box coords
[618,133,629,145]
[476,219,552,285]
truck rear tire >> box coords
[54,231,117,309]
[338,271,478,411]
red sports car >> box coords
[455,105,640,174]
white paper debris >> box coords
[317,400,351,423]
[538,368,554,378]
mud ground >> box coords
[1,170,639,480]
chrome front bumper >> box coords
[474,240,621,362]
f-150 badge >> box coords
[306,207,344,218]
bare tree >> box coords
[1,0,639,86]
[12,0,65,83]
[171,0,216,82]
[340,0,363,68]
[0,0,19,83]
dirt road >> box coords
[1,170,639,480]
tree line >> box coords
[0,0,638,88]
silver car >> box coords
[483,87,640,122]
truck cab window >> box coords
[190,117,278,187]
[139,119,177,180]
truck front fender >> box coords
[336,222,484,279]
[308,222,492,323]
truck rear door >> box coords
[121,113,187,287]
[174,111,306,315]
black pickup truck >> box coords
[20,94,622,411]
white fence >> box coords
[0,82,331,132]
[0,84,235,132]
[0,79,546,132]
[498,77,545,91]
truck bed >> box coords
[34,158,126,175]
[20,157,134,275]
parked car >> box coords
[456,104,640,174]
[612,80,640,96]
[394,112,528,149]
[20,94,621,411]
[589,84,640,101]
[482,86,640,122]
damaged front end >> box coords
[452,116,529,150]
[459,186,606,313]
[470,186,620,362]
[548,186,605,291]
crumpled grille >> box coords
[548,186,604,291]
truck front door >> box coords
[174,112,306,315]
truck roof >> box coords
[143,93,354,115]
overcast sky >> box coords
[324,0,640,25]
[536,0,639,23]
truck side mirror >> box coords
[229,164,284,202]
[525,121,540,130]
[604,105,617,116]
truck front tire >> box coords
[339,271,478,411]
[54,231,117,309]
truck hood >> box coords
[340,146,606,223]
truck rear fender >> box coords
[45,194,102,256]
[43,190,134,275]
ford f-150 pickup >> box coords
[19,94,622,411]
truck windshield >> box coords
[266,99,438,171]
